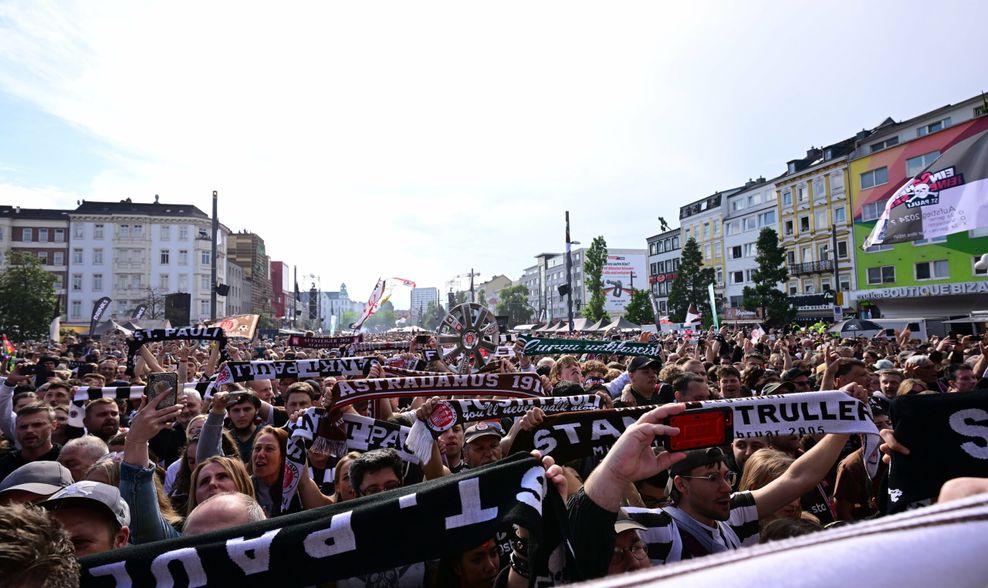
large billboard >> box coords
[601,251,647,314]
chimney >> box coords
[154,194,160,203]
[806,147,822,160]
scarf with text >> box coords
[68,385,206,428]
[518,336,662,358]
[887,389,988,513]
[288,334,362,349]
[215,358,374,385]
[79,454,568,588]
[513,391,881,474]
[126,327,228,369]
[345,341,412,354]
[405,394,603,463]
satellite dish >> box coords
[976,253,988,272]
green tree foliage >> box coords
[581,236,609,323]
[668,237,715,325]
[623,289,655,326]
[420,302,445,331]
[742,228,795,327]
[365,300,397,331]
[495,284,534,327]
[0,250,57,340]
[340,309,360,330]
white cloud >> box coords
[1,1,987,309]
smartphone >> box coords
[414,334,431,345]
[20,364,38,376]
[664,407,733,452]
[147,372,179,409]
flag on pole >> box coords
[684,303,702,326]
[49,295,61,343]
[707,283,720,329]
[864,118,988,248]
[2,334,14,356]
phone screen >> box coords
[415,334,430,345]
[147,372,179,408]
[664,407,733,452]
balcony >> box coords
[789,260,834,276]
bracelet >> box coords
[509,550,530,578]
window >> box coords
[804,283,815,294]
[815,211,828,230]
[53,275,63,290]
[797,185,807,202]
[782,189,792,206]
[72,249,83,264]
[161,225,171,241]
[200,301,210,316]
[787,251,796,264]
[864,243,893,253]
[201,251,210,265]
[834,206,846,224]
[784,220,794,236]
[748,193,762,206]
[813,177,825,200]
[93,248,104,265]
[731,271,745,284]
[731,245,743,259]
[837,241,848,259]
[37,251,49,264]
[758,210,775,227]
[179,275,189,292]
[713,222,719,236]
[976,257,988,276]
[119,224,129,237]
[703,223,710,239]
[913,236,947,246]
[861,199,888,222]
[672,236,679,249]
[870,137,899,152]
[906,150,941,177]
[860,167,888,190]
[93,274,103,291]
[54,229,64,242]
[715,267,723,286]
[801,247,812,263]
[743,243,756,257]
[179,226,189,240]
[732,198,747,211]
[970,227,988,238]
[133,224,144,237]
[840,277,851,292]
[22,228,33,242]
[916,260,949,280]
[789,283,798,295]
[800,216,810,232]
[71,301,81,319]
[159,274,169,290]
[73,225,84,239]
[39,228,49,242]
[53,251,64,266]
[725,221,738,236]
[179,250,189,265]
[200,276,210,290]
[831,172,844,192]
[160,249,170,264]
[743,217,757,231]
[867,266,896,284]
[704,244,711,260]
[917,117,951,137]
[72,274,82,291]
[819,243,830,261]
[94,224,104,239]
[745,269,757,282]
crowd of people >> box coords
[0,321,986,586]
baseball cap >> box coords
[629,356,662,372]
[761,381,797,396]
[41,481,130,527]
[669,446,727,476]
[874,359,895,370]
[615,509,647,534]
[0,461,73,498]
[464,422,505,444]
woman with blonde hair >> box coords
[186,455,255,515]
[738,449,803,525]
[896,378,931,396]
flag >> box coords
[208,314,260,340]
[132,304,147,320]
[1,334,14,356]
[88,296,112,336]
[294,281,301,302]
[864,117,988,248]
[49,315,61,343]
[707,283,720,329]
[684,303,702,325]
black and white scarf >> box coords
[126,327,228,369]
[513,391,881,474]
[518,336,662,358]
[68,385,205,428]
[330,373,545,407]
[215,358,374,385]
[79,454,567,588]
[345,341,411,354]
[887,389,988,513]
[288,334,361,349]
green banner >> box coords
[518,336,662,358]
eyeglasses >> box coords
[679,471,737,486]
[612,542,648,561]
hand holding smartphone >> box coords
[147,372,179,409]
[663,407,733,452]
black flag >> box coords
[132,304,147,320]
[88,296,112,336]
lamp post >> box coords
[210,190,218,321]
[565,212,580,332]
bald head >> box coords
[183,492,266,535]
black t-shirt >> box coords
[0,444,62,483]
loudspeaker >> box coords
[558,284,570,297]
[165,293,191,326]
[214,283,230,296]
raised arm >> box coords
[751,432,849,518]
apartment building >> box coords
[0,206,71,309]
[646,227,681,317]
[722,177,779,311]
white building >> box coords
[66,197,231,326]
[224,260,246,316]
[722,177,780,310]
[410,287,440,323]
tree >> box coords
[668,237,715,325]
[420,302,445,331]
[340,309,360,331]
[495,284,534,328]
[365,300,396,331]
[0,250,57,340]
[742,228,795,327]
[137,288,167,320]
[582,236,609,323]
[623,289,655,325]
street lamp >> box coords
[565,211,579,332]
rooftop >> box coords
[71,197,209,219]
[0,206,73,220]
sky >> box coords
[1,1,987,310]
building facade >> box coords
[270,261,290,321]
[227,231,273,317]
[224,259,247,316]
[849,96,988,317]
[0,206,71,312]
[66,198,230,325]
[646,228,681,317]
[410,287,440,323]
[722,178,778,311]
[775,140,857,322]
[680,188,741,307]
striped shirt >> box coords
[624,492,761,564]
